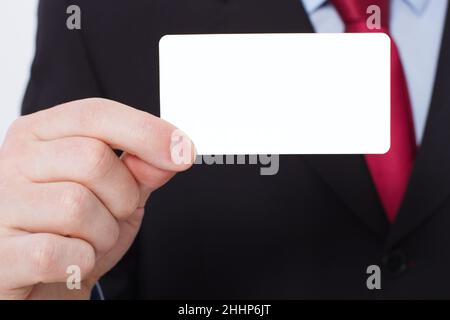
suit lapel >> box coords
[386,5,450,249]
[302,155,390,239]
[289,0,390,239]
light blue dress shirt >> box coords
[301,0,448,144]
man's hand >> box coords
[0,98,195,299]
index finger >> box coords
[23,98,196,172]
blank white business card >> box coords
[159,33,390,155]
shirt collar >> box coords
[301,0,430,16]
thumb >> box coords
[121,153,178,206]
[121,127,196,205]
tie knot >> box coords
[331,0,390,32]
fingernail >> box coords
[170,129,196,167]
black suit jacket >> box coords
[22,0,450,299]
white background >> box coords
[0,0,39,144]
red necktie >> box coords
[331,0,417,223]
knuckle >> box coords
[78,242,96,275]
[32,236,59,278]
[78,98,109,120]
[59,184,89,228]
[3,116,32,146]
[2,117,37,173]
[118,189,140,220]
[82,97,100,104]
[132,116,155,147]
[7,117,28,135]
[103,222,120,252]
[83,140,114,179]
[83,97,109,107]
[131,188,141,212]
[72,98,107,132]
[77,97,106,110]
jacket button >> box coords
[382,250,407,276]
